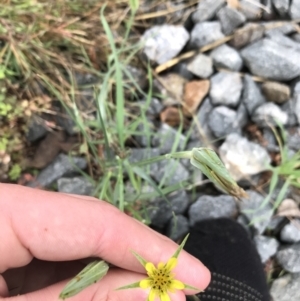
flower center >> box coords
[150,266,173,293]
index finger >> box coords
[0,184,210,290]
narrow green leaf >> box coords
[172,233,189,259]
[131,250,148,267]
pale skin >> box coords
[0,184,211,301]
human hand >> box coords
[0,183,210,300]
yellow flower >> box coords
[117,234,200,301]
[140,257,185,301]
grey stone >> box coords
[210,44,243,71]
[128,148,161,177]
[287,128,300,151]
[208,106,238,138]
[262,0,276,20]
[294,94,300,125]
[261,81,290,104]
[265,22,297,36]
[281,99,298,127]
[152,123,187,154]
[292,33,300,43]
[190,97,214,141]
[26,115,48,142]
[186,54,213,78]
[173,62,194,80]
[134,122,153,147]
[266,32,300,52]
[189,21,225,49]
[276,244,300,273]
[239,190,273,234]
[240,0,262,20]
[217,6,246,35]
[189,195,238,226]
[237,214,252,236]
[209,72,243,107]
[236,103,249,128]
[153,159,190,187]
[271,273,300,301]
[267,216,285,231]
[192,0,225,23]
[295,81,300,95]
[142,25,189,64]
[254,235,279,263]
[273,0,290,16]
[280,220,300,243]
[242,74,266,115]
[57,176,95,196]
[219,133,271,181]
[124,65,148,90]
[148,190,189,228]
[230,23,264,49]
[252,103,288,127]
[29,154,87,188]
[263,128,279,152]
[166,215,189,241]
[241,38,300,81]
[290,0,300,19]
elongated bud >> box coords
[190,148,248,199]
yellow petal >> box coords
[169,279,185,290]
[165,258,177,270]
[160,291,171,301]
[140,279,152,289]
[149,289,157,301]
[145,262,156,275]
[158,262,165,269]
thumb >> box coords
[0,276,8,297]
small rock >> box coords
[188,195,237,226]
[292,33,300,43]
[287,128,300,151]
[242,74,266,114]
[208,106,238,138]
[252,102,288,127]
[281,99,298,127]
[219,134,271,181]
[294,94,300,124]
[262,0,276,20]
[254,235,279,263]
[152,123,187,154]
[239,0,262,20]
[230,23,264,49]
[57,176,95,196]
[295,81,300,95]
[26,115,48,142]
[276,244,300,273]
[239,190,274,234]
[186,54,213,78]
[192,0,225,23]
[154,73,186,106]
[289,0,300,19]
[142,25,189,64]
[237,214,252,236]
[138,97,163,116]
[263,127,279,152]
[190,97,214,140]
[209,72,243,107]
[241,38,300,81]
[148,190,190,228]
[265,22,297,36]
[172,62,194,80]
[217,6,246,35]
[183,80,210,115]
[235,102,249,129]
[153,159,190,187]
[125,65,148,90]
[166,215,189,241]
[28,154,87,188]
[261,81,290,104]
[267,32,300,51]
[189,21,225,49]
[280,220,300,243]
[273,0,290,16]
[267,216,285,231]
[210,44,243,71]
[271,273,300,301]
[128,148,161,176]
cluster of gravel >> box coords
[26,1,300,299]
